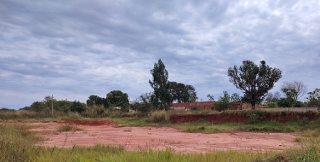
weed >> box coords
[57,124,83,133]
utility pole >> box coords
[51,94,54,115]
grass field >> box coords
[1,110,320,161]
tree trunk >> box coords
[251,101,256,110]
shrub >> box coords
[149,110,169,123]
[70,101,86,113]
[57,124,83,132]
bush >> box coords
[70,101,86,113]
[149,110,169,123]
[278,98,296,107]
[82,105,106,118]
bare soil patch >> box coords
[28,120,299,153]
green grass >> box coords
[1,122,320,161]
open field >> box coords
[1,110,320,161]
[29,120,297,153]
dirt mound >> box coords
[57,120,116,126]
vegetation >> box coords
[228,60,282,109]
[106,90,130,111]
[149,59,172,110]
[307,88,320,107]
[169,81,197,103]
[281,81,307,100]
[1,116,320,161]
[57,124,83,132]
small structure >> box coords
[170,101,214,110]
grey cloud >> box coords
[1,0,320,108]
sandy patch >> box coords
[29,121,298,153]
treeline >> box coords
[25,59,320,115]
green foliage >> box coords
[149,59,172,110]
[130,92,154,114]
[265,102,278,108]
[307,88,320,107]
[215,91,230,111]
[70,101,86,113]
[0,124,42,162]
[228,60,282,109]
[169,81,198,103]
[106,90,129,111]
[86,95,108,108]
[278,98,296,107]
[281,81,307,100]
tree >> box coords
[281,81,307,100]
[70,101,86,113]
[215,91,231,111]
[149,59,172,110]
[131,92,154,115]
[277,98,296,107]
[169,81,198,103]
[306,88,320,107]
[106,90,129,111]
[228,60,282,109]
[86,95,108,108]
[230,93,241,103]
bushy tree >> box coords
[228,60,282,109]
[86,95,108,108]
[131,92,154,114]
[70,101,86,113]
[215,91,231,111]
[169,81,197,103]
[307,88,320,107]
[30,101,47,112]
[106,90,129,111]
[149,59,172,110]
[277,98,296,107]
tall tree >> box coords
[281,81,307,100]
[228,60,282,109]
[149,59,172,110]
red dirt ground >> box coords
[29,120,299,153]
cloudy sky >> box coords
[1,0,320,109]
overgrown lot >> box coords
[1,110,320,161]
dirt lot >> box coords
[29,120,298,153]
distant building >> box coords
[170,101,263,111]
[170,101,214,110]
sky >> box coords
[1,0,320,109]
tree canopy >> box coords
[169,81,197,103]
[106,90,129,111]
[149,59,172,110]
[227,60,282,109]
